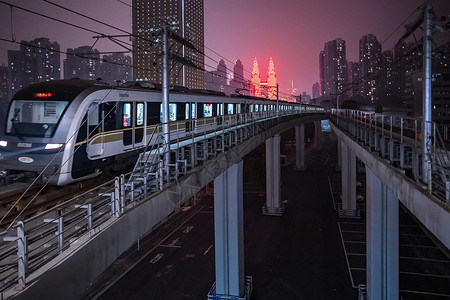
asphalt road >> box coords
[84,132,356,299]
[84,131,450,299]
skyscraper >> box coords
[312,82,320,99]
[0,66,8,102]
[132,0,204,89]
[101,52,133,84]
[379,50,394,105]
[64,46,101,80]
[320,38,348,98]
[347,61,360,98]
[359,34,382,104]
[20,38,61,87]
[319,51,325,96]
[230,59,245,91]
[204,59,227,93]
[7,50,21,99]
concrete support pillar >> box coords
[263,134,283,216]
[314,121,322,146]
[366,167,399,300]
[295,125,307,170]
[341,141,357,216]
[337,138,342,171]
[214,161,245,297]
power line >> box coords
[114,0,263,91]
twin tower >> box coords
[250,57,278,100]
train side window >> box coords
[102,102,117,131]
[204,104,212,117]
[87,103,100,136]
[136,103,144,126]
[123,103,131,127]
[177,103,186,121]
[160,103,177,122]
[191,103,196,119]
[227,104,234,115]
[197,103,204,118]
[147,102,160,125]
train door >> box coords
[86,102,104,158]
[122,102,145,150]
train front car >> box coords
[0,80,109,185]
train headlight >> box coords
[0,141,7,147]
[45,143,64,150]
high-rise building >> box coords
[359,34,382,104]
[0,66,7,119]
[20,38,61,87]
[132,0,204,89]
[64,46,101,80]
[101,53,133,85]
[312,82,320,99]
[0,66,8,101]
[379,50,394,105]
[413,42,450,125]
[205,59,227,93]
[392,42,419,109]
[7,50,21,100]
[320,38,348,98]
[230,59,246,91]
[300,92,312,104]
[319,51,325,96]
[347,61,360,98]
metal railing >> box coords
[332,109,450,204]
[0,107,324,293]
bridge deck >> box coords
[84,132,450,299]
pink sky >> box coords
[1,0,449,96]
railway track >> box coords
[0,175,119,230]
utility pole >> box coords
[162,24,170,175]
[336,81,340,125]
[422,2,433,184]
[276,83,279,117]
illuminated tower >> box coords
[267,57,277,100]
[250,57,261,97]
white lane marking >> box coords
[204,244,213,255]
[183,226,194,233]
[161,238,181,248]
[338,222,356,288]
[149,253,164,264]
[160,244,181,248]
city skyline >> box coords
[0,0,449,96]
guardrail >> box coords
[0,106,325,294]
[332,109,450,204]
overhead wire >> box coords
[0,1,150,228]
[114,0,261,92]
[323,3,429,105]
[1,0,337,226]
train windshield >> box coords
[6,100,69,138]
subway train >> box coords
[0,79,324,185]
